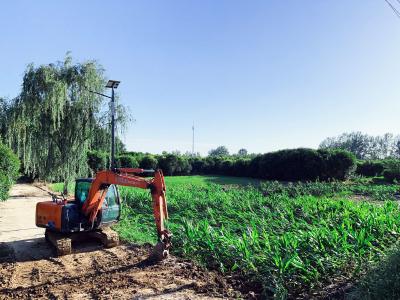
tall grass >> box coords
[49,182,75,195]
[115,181,400,298]
[260,180,400,201]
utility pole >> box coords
[192,122,195,155]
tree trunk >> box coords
[63,179,69,196]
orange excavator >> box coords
[35,80,172,259]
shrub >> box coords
[139,155,158,170]
[189,157,205,174]
[87,150,108,174]
[220,159,234,176]
[233,158,251,177]
[116,154,139,168]
[383,161,400,183]
[158,154,193,176]
[321,149,356,180]
[257,149,323,181]
[0,143,20,201]
[251,148,355,181]
[158,154,178,176]
[175,156,192,175]
[356,160,385,177]
[248,155,263,178]
[201,157,216,174]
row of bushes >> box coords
[87,151,157,173]
[356,159,400,183]
[88,148,357,181]
[0,143,20,200]
[188,148,356,181]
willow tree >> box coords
[7,55,124,191]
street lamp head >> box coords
[106,80,120,89]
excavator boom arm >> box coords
[81,169,170,245]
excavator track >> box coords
[45,228,119,256]
[88,227,120,248]
[45,229,72,256]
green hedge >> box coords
[253,148,355,181]
[383,161,400,183]
[187,148,355,181]
[139,155,158,170]
[115,154,139,168]
[0,143,20,200]
[356,160,385,177]
[84,148,356,182]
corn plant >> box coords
[114,176,400,298]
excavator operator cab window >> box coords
[75,180,91,206]
[105,185,118,206]
[75,179,119,207]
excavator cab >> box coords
[75,178,120,224]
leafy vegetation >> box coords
[87,150,108,175]
[115,154,139,169]
[49,175,262,195]
[0,143,20,201]
[48,175,400,297]
[260,180,400,201]
[356,160,385,177]
[348,244,400,300]
[109,176,400,298]
[250,148,356,181]
[382,160,400,183]
[87,147,356,181]
[208,145,230,156]
[1,54,128,191]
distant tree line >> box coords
[87,147,356,182]
[320,132,400,182]
[320,132,400,159]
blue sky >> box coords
[1,1,400,155]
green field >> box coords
[50,176,400,298]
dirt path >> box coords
[0,184,240,299]
[0,184,50,260]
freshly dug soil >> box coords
[0,243,240,299]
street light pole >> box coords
[111,87,116,170]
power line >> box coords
[384,0,400,19]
